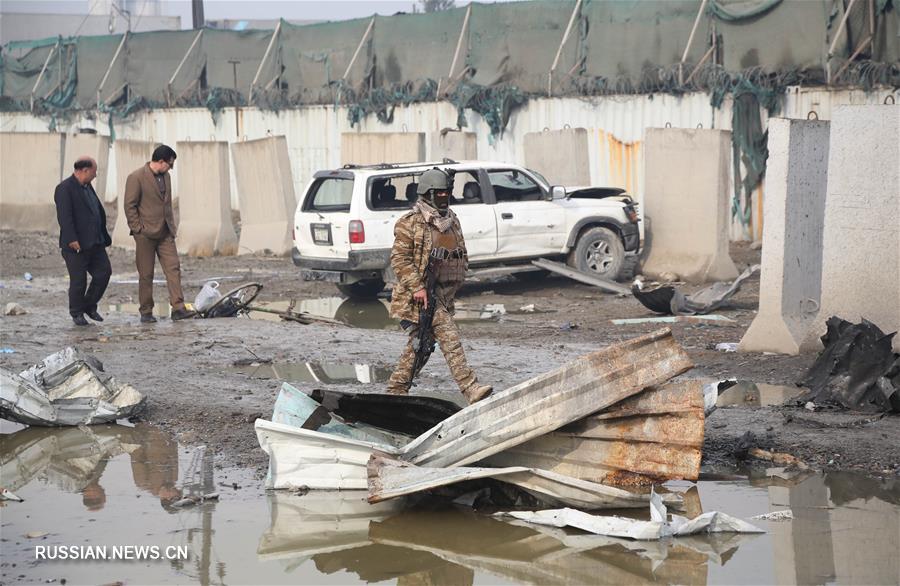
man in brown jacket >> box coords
[124,145,195,322]
[386,168,492,404]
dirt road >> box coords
[1,229,897,478]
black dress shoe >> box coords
[170,308,197,321]
[86,310,104,322]
[140,314,158,324]
[72,314,89,326]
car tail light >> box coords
[349,220,365,243]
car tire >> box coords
[568,226,626,281]
[336,279,385,299]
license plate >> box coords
[311,223,332,245]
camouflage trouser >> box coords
[387,305,478,395]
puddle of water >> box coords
[249,297,395,329]
[3,419,899,585]
[230,361,391,384]
[716,380,807,407]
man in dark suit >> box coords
[123,144,195,323]
[54,157,113,326]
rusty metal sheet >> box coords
[558,411,705,447]
[399,328,693,468]
[485,435,701,485]
[593,380,705,420]
[367,455,683,511]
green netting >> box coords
[707,0,783,22]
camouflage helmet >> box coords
[417,168,451,195]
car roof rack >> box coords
[340,160,459,171]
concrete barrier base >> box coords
[0,132,65,232]
[641,128,738,284]
[111,139,155,250]
[231,136,296,256]
[740,119,830,355]
[341,133,425,166]
[524,128,590,186]
[175,141,238,257]
[800,105,899,352]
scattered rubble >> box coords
[799,317,899,413]
[632,264,760,315]
[497,489,763,540]
[4,302,26,316]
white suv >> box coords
[292,160,640,298]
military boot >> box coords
[463,384,493,404]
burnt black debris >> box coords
[800,317,900,413]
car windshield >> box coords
[527,168,550,189]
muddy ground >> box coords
[1,228,898,480]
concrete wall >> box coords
[341,132,426,166]
[640,128,739,283]
[740,119,830,355]
[231,136,296,255]
[111,139,154,249]
[430,131,477,161]
[523,128,591,186]
[0,132,64,232]
[63,133,110,198]
[802,105,900,352]
[174,141,238,257]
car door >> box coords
[486,168,566,257]
[448,170,497,261]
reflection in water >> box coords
[259,474,900,586]
[4,422,899,585]
[230,361,391,384]
[768,473,900,586]
[0,423,183,511]
[716,381,806,408]
[250,297,506,330]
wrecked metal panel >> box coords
[532,258,631,295]
[486,435,702,485]
[0,348,145,427]
[255,419,400,490]
[594,380,705,420]
[367,455,683,511]
[399,328,693,468]
[304,387,461,436]
[557,411,705,446]
[273,383,410,447]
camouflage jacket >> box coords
[389,209,468,323]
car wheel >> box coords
[568,227,626,281]
[336,279,385,299]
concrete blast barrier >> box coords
[802,105,900,352]
[111,139,155,249]
[341,133,425,166]
[740,119,830,355]
[430,131,477,161]
[63,133,110,198]
[523,128,590,186]
[0,132,65,232]
[641,128,738,283]
[175,141,238,257]
[231,136,296,255]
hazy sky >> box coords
[0,0,484,24]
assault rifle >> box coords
[410,252,441,381]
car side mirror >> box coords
[550,185,566,200]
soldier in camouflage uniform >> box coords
[386,168,493,404]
